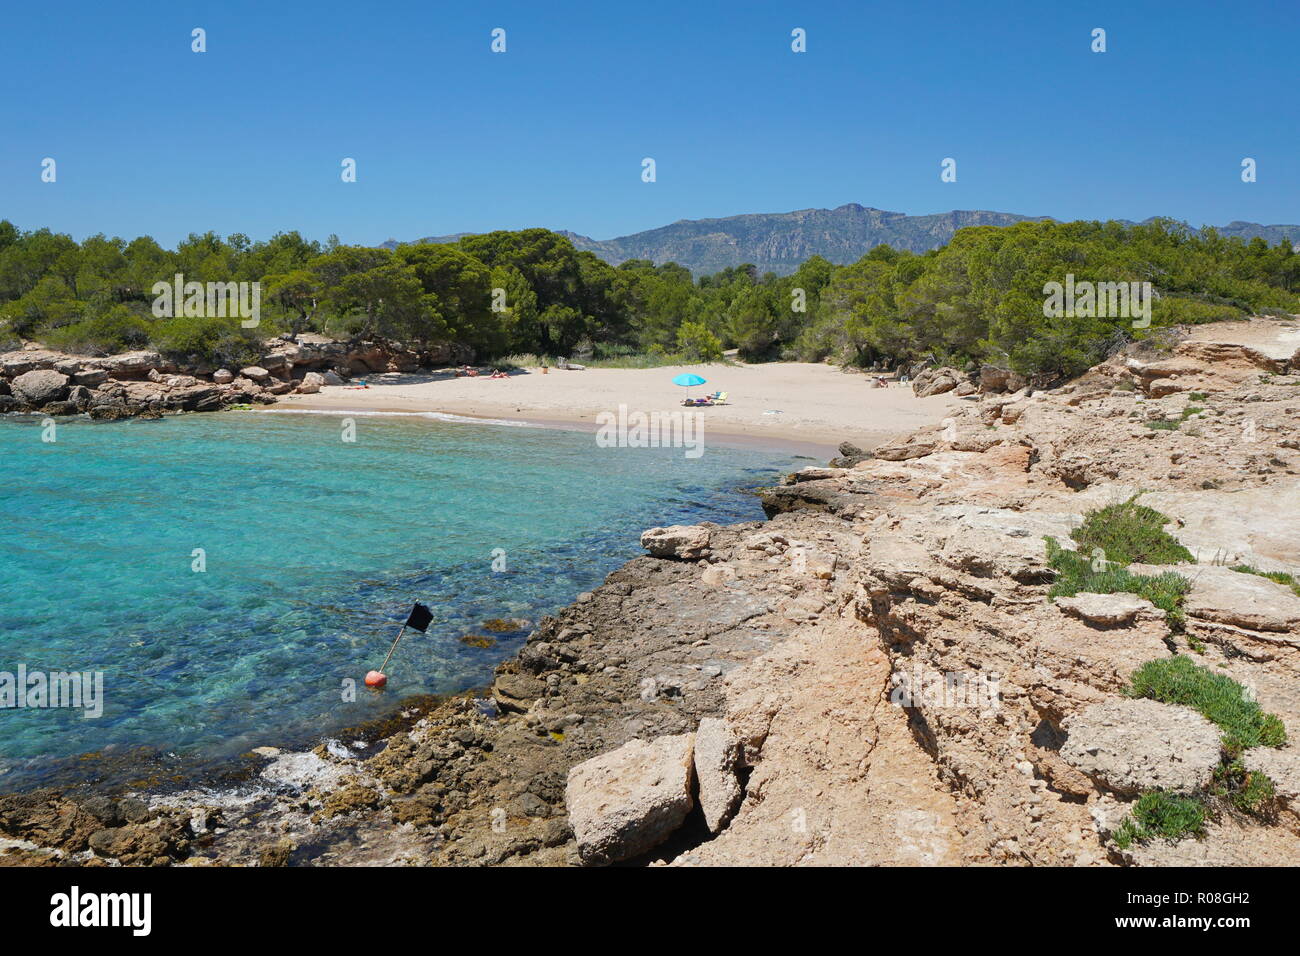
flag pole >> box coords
[378,623,407,674]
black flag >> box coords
[405,602,433,633]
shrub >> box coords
[675,320,724,362]
[1070,497,1194,565]
[1127,655,1288,755]
[151,315,264,368]
[39,302,152,355]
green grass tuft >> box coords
[1046,538,1190,624]
[1127,655,1288,755]
[1113,791,1208,849]
[1212,761,1278,817]
[1070,497,1194,565]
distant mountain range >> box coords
[380,203,1300,277]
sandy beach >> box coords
[269,361,963,455]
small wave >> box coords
[255,407,539,428]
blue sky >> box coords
[2,0,1297,247]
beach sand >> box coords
[268,361,964,456]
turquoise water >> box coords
[0,411,797,788]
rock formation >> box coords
[0,334,471,419]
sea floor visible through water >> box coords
[0,410,805,792]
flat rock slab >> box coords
[1166,564,1300,633]
[632,583,771,637]
[1061,698,1222,795]
[565,733,695,864]
[1054,592,1161,627]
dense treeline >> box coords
[1,217,1296,378]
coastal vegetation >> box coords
[1,217,1297,379]
[1127,656,1287,756]
[1045,499,1195,625]
[1112,657,1287,850]
[1067,497,1195,566]
[1045,540,1191,625]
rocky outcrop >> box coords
[1053,592,1163,627]
[1174,565,1300,633]
[0,790,192,866]
[911,366,967,397]
[693,717,742,833]
[0,335,471,419]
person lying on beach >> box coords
[490,369,508,379]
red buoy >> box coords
[364,670,388,688]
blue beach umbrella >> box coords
[672,372,708,402]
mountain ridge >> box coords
[380,203,1300,277]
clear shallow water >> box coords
[0,411,799,787]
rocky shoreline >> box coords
[0,335,471,420]
[3,318,1300,867]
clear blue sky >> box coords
[2,0,1297,247]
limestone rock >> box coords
[212,368,234,384]
[693,718,742,833]
[10,369,69,406]
[1241,747,1300,802]
[295,371,326,394]
[492,673,545,712]
[979,365,1012,392]
[1174,565,1300,633]
[789,546,837,579]
[1148,377,1186,398]
[1053,592,1162,627]
[73,368,108,386]
[701,563,738,588]
[99,351,162,379]
[641,524,711,560]
[565,733,695,863]
[873,439,938,461]
[1061,698,1222,795]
